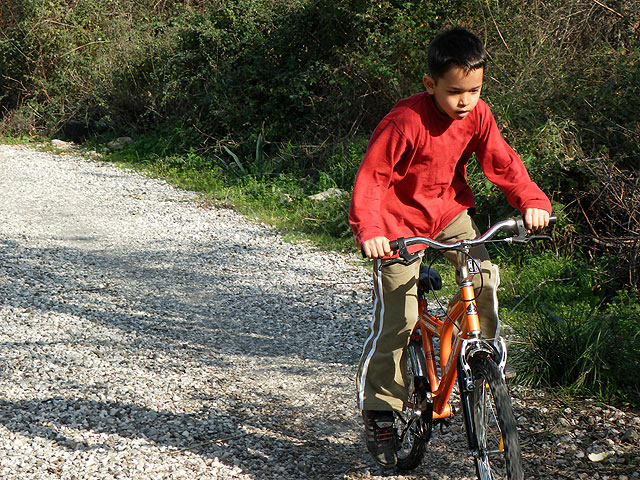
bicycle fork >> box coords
[457,336,505,452]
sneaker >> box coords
[362,410,397,468]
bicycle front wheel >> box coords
[465,358,523,480]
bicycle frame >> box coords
[386,216,554,420]
[412,258,486,420]
[389,216,553,476]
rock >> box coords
[51,139,75,150]
[621,427,637,443]
[106,136,134,151]
[308,188,347,201]
[587,451,609,462]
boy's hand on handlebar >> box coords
[523,208,550,232]
[362,236,392,259]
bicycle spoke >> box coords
[464,358,523,480]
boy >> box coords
[348,27,551,468]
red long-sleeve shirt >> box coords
[349,92,552,247]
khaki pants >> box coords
[356,211,501,411]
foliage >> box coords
[463,0,640,290]
[0,1,169,132]
[134,0,463,167]
[511,302,639,404]
[501,251,639,405]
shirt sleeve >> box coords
[348,120,410,246]
[474,106,552,214]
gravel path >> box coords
[0,144,638,479]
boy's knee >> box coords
[478,260,500,291]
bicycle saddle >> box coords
[418,265,442,296]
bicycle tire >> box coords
[395,340,432,471]
[464,357,524,480]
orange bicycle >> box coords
[384,216,555,479]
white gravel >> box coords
[0,144,637,480]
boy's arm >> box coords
[474,105,552,220]
[349,121,409,251]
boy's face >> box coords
[423,66,484,120]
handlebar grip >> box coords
[516,214,557,233]
[361,239,401,258]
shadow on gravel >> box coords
[0,237,369,366]
[0,235,500,479]
[0,237,409,478]
[0,395,357,478]
[0,393,476,479]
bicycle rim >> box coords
[468,358,523,480]
[395,341,431,471]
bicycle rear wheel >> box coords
[394,339,432,471]
[464,357,523,480]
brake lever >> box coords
[510,235,551,244]
[379,237,423,270]
[528,234,553,243]
[509,217,554,244]
[379,255,422,270]
[379,257,409,269]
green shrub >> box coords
[501,251,640,405]
[509,300,639,405]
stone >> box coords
[308,188,347,201]
[106,136,134,151]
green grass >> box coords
[0,135,34,145]
[499,251,640,406]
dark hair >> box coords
[427,27,487,80]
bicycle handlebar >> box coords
[389,215,557,251]
[379,215,556,269]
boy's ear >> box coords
[423,75,436,94]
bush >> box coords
[464,0,640,289]
[0,0,182,135]
[510,300,640,405]
[145,0,461,167]
[501,252,640,405]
